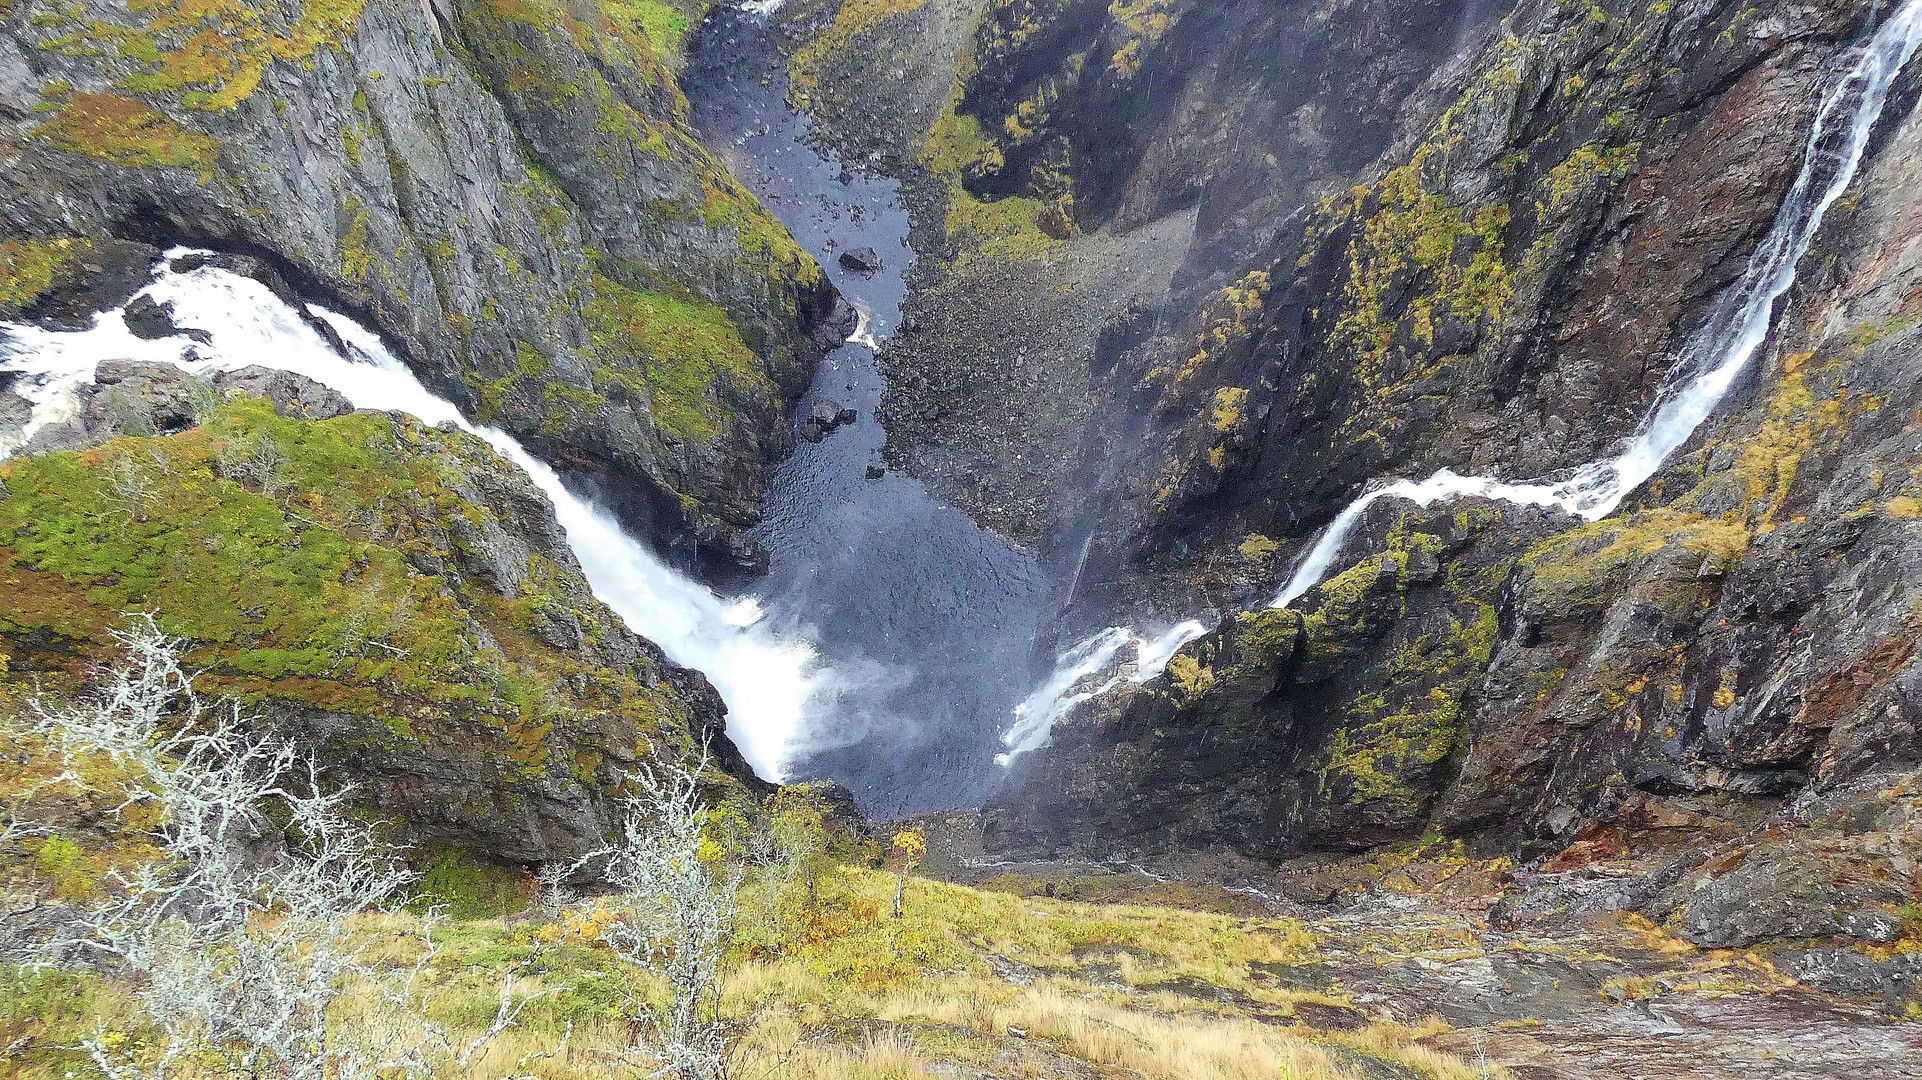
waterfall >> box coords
[1001,0,1922,761]
[996,619,1207,765]
[1271,0,1922,608]
[0,254,821,781]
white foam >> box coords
[0,254,822,780]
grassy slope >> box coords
[0,397,713,808]
[0,864,1497,1080]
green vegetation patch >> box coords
[31,92,219,170]
[584,273,769,446]
[0,396,686,762]
[0,235,95,316]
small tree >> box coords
[890,828,925,919]
[572,750,742,1080]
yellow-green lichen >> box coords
[0,235,94,315]
[32,92,219,170]
[583,273,768,446]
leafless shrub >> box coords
[569,748,742,1080]
[21,615,532,1079]
[215,432,288,497]
[184,377,223,424]
[104,453,162,522]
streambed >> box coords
[687,4,1052,817]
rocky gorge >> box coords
[769,0,1922,1037]
[4,0,1922,1073]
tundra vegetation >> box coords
[0,620,1506,1080]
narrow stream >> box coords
[685,4,1052,816]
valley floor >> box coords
[8,859,1918,1080]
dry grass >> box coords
[0,868,1499,1080]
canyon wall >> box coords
[0,0,842,575]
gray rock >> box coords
[122,295,212,344]
[19,361,352,455]
[838,246,882,274]
[1778,948,1922,1012]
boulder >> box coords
[801,398,857,442]
[122,295,212,344]
[838,246,882,275]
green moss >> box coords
[919,101,1063,263]
[599,0,696,55]
[1326,152,1513,396]
[32,92,219,170]
[0,235,94,316]
[339,196,376,282]
[0,966,113,1077]
[789,0,933,100]
[1520,508,1750,614]
[410,850,530,918]
[1298,555,1391,662]
[1165,652,1216,706]
[583,272,768,446]
[0,397,691,765]
[36,0,367,116]
[1537,141,1639,217]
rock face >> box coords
[783,0,1922,956]
[0,0,843,575]
[0,372,759,867]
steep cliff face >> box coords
[0,368,755,866]
[0,0,840,574]
[984,0,1922,955]
[1069,0,1881,616]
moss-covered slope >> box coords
[0,385,750,864]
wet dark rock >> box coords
[122,295,211,344]
[298,307,355,358]
[986,500,1566,860]
[838,246,882,275]
[13,240,160,330]
[801,398,856,442]
[821,295,861,343]
[1777,949,1922,1013]
[1645,836,1914,949]
[865,463,886,480]
[1294,1002,1371,1031]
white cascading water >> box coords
[1273,0,1922,608]
[0,254,818,780]
[996,619,1206,764]
[1001,0,1922,762]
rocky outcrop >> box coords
[988,498,1567,857]
[0,0,842,575]
[0,372,760,867]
